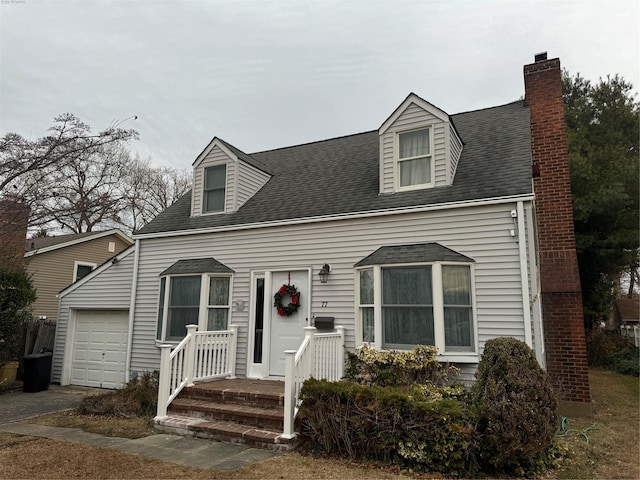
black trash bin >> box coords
[23,351,52,393]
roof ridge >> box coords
[452,99,526,117]
[250,129,377,155]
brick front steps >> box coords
[154,378,296,451]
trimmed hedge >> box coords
[473,337,558,475]
[298,378,478,477]
[299,340,559,477]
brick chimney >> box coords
[524,53,591,414]
[0,196,30,270]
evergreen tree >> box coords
[563,72,639,327]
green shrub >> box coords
[77,370,159,417]
[345,344,460,387]
[606,348,640,376]
[298,378,478,477]
[473,337,558,476]
[586,329,639,376]
[0,267,36,362]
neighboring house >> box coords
[53,54,590,415]
[615,297,640,347]
[25,230,133,322]
[613,297,640,328]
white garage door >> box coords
[71,310,128,389]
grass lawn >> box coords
[544,368,639,480]
[0,368,637,479]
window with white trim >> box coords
[356,263,475,354]
[73,261,96,282]
[156,273,232,342]
[203,165,226,213]
[396,128,433,189]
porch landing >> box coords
[154,378,296,451]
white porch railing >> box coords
[620,325,640,347]
[155,324,238,419]
[282,325,345,438]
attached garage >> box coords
[70,310,128,388]
[53,245,135,387]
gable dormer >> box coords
[191,138,271,217]
[378,93,463,194]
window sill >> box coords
[437,354,478,364]
[155,340,179,348]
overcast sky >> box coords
[1,0,638,170]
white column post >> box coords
[282,349,297,438]
[155,344,172,419]
[335,325,345,380]
[304,326,316,377]
[184,324,198,387]
[228,324,239,378]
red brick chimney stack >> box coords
[524,53,591,413]
[0,196,30,270]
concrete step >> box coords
[154,414,296,452]
[168,397,284,430]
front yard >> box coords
[0,368,637,479]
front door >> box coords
[268,270,309,376]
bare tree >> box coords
[0,113,138,232]
[41,144,132,233]
[120,157,191,232]
[1,113,191,237]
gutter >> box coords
[517,200,533,347]
[134,193,535,240]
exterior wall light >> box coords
[319,264,331,283]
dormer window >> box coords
[203,165,226,214]
[397,128,433,189]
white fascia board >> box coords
[379,93,450,135]
[192,137,238,168]
[25,229,133,258]
[133,194,535,240]
[58,244,135,298]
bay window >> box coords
[355,243,476,357]
[156,272,232,342]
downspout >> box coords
[517,201,533,347]
[125,239,141,382]
[527,203,545,366]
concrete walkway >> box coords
[0,384,280,471]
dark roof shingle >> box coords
[355,243,474,267]
[137,100,532,236]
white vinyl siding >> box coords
[129,202,534,377]
[53,250,134,384]
[237,162,270,209]
[449,124,464,183]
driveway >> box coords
[0,383,101,424]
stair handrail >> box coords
[155,324,239,419]
[282,325,344,438]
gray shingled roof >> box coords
[355,243,474,267]
[136,100,532,236]
[159,258,234,276]
[26,231,114,251]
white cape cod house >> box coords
[52,54,591,447]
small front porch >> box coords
[153,324,345,450]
